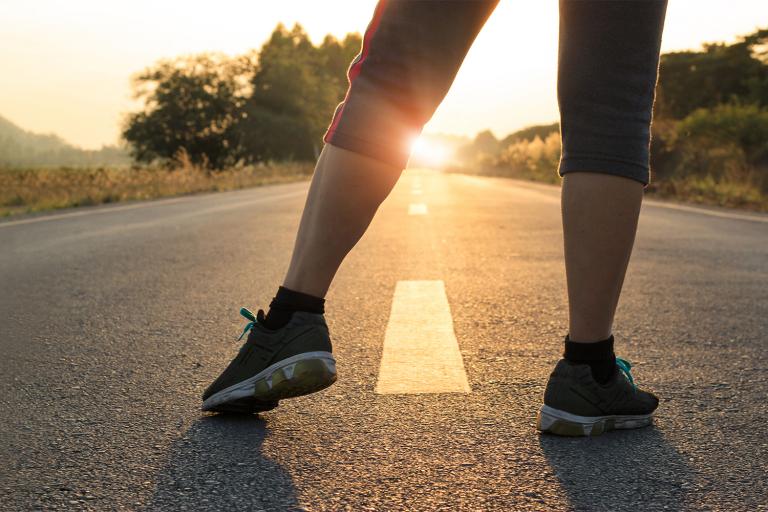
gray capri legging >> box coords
[324,0,668,185]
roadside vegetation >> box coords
[0,24,354,217]
[0,162,313,217]
[122,24,359,168]
[449,28,768,211]
[2,26,766,217]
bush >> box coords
[492,132,561,184]
[453,126,562,184]
[654,104,768,193]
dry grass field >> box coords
[0,163,313,217]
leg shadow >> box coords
[146,415,300,511]
[540,426,692,511]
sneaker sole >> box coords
[201,351,337,413]
[536,404,653,436]
[206,396,280,415]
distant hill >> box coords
[0,115,130,168]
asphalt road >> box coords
[1,171,766,511]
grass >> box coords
[645,175,768,211]
[3,161,766,219]
[446,164,768,213]
[0,163,313,218]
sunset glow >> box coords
[0,0,766,148]
[411,136,452,168]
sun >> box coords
[410,136,452,168]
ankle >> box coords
[263,286,325,330]
[563,334,616,384]
[567,326,613,344]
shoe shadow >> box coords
[539,425,693,511]
[145,415,300,511]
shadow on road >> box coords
[539,426,693,511]
[146,415,300,511]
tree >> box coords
[122,24,361,167]
[318,33,363,94]
[655,28,768,120]
[123,54,248,169]
[238,24,359,162]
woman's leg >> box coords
[538,0,668,436]
[282,0,498,298]
[557,0,668,343]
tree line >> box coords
[123,24,359,169]
[454,28,768,205]
[124,23,768,203]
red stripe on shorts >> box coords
[325,0,388,138]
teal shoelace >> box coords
[616,357,636,389]
[237,307,264,341]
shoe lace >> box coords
[237,307,265,341]
[616,357,636,389]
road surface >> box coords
[1,170,766,511]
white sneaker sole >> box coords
[537,404,654,436]
[201,351,337,412]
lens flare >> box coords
[410,136,451,168]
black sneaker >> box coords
[201,308,337,413]
[537,357,659,436]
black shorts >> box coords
[324,0,668,185]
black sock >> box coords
[262,286,325,330]
[563,335,616,384]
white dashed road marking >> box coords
[375,280,471,394]
[409,203,428,215]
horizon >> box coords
[1,0,766,150]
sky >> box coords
[1,0,766,149]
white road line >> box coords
[375,280,471,394]
[0,197,188,228]
[411,189,423,195]
[65,191,308,240]
[409,203,428,215]
[459,173,768,224]
[643,199,768,224]
[0,189,306,229]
